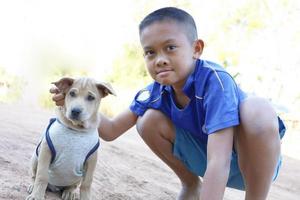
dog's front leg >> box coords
[80,151,98,200]
[26,140,51,200]
[27,152,38,194]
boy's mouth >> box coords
[156,70,173,79]
[156,69,173,75]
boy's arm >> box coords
[98,108,138,141]
[200,127,234,200]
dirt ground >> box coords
[0,103,299,200]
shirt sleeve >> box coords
[203,71,240,134]
[129,84,154,116]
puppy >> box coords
[26,77,115,200]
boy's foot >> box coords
[176,178,201,200]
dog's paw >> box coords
[25,194,44,200]
[27,184,34,194]
[62,189,77,200]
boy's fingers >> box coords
[52,94,65,106]
[50,86,65,106]
[49,87,60,94]
[55,99,65,106]
[52,93,65,102]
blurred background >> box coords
[0,0,299,156]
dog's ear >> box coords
[96,82,116,98]
[52,77,74,93]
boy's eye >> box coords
[167,45,177,51]
[69,91,76,97]
[144,50,155,57]
[87,95,95,101]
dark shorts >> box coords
[173,117,286,190]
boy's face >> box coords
[140,20,203,89]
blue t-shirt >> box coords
[130,59,247,141]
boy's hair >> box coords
[139,7,198,43]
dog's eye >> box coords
[87,95,95,101]
[69,91,76,97]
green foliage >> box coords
[106,43,151,90]
[221,1,268,33]
[0,67,25,103]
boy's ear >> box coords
[192,39,204,59]
[52,77,74,93]
[96,82,116,98]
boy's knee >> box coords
[240,97,278,137]
[136,109,174,139]
[137,109,160,133]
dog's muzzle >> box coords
[70,108,82,120]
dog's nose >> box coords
[71,108,82,119]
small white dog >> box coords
[26,77,115,200]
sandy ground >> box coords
[0,103,300,200]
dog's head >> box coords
[52,77,115,131]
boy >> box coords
[51,7,285,200]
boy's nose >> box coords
[155,54,168,66]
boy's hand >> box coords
[49,87,65,106]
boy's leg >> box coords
[235,97,281,200]
[136,109,201,200]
